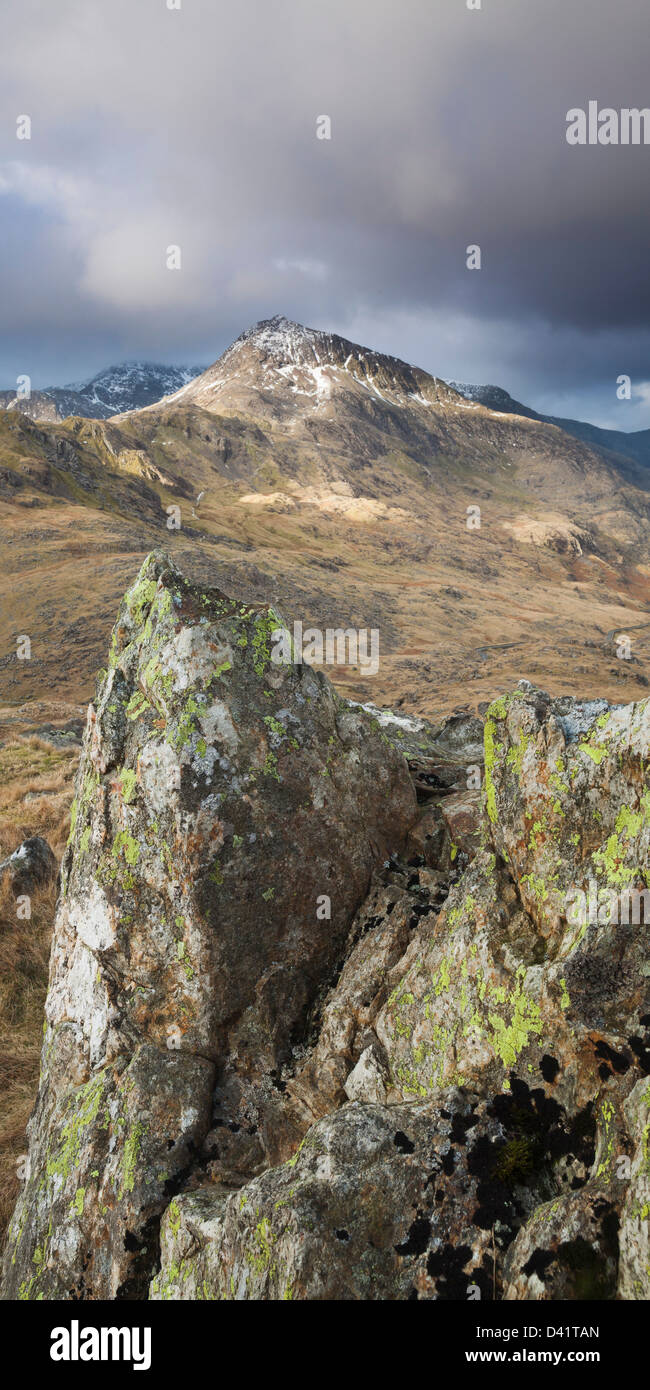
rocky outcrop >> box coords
[1,552,415,1299]
[150,682,650,1300]
[4,605,650,1299]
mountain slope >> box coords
[1,317,650,720]
[450,380,650,479]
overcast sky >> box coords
[1,0,649,428]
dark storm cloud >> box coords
[1,0,649,426]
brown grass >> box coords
[0,736,77,1241]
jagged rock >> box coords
[150,1092,549,1301]
[374,685,650,1114]
[1,551,415,1300]
[483,685,650,950]
[375,847,591,1107]
[404,791,481,873]
[7,663,650,1302]
[0,835,57,895]
[3,1046,213,1301]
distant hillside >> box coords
[449,380,650,481]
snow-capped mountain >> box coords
[160,318,650,478]
[3,311,650,726]
[0,362,206,422]
[3,318,648,478]
[162,315,462,418]
[68,362,206,415]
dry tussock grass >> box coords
[0,737,77,1241]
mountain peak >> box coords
[224,314,434,380]
[230,315,327,362]
[163,315,465,417]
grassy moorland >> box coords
[0,735,77,1240]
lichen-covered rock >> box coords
[7,658,650,1302]
[483,684,650,952]
[501,1080,633,1300]
[375,685,650,1114]
[203,681,647,1303]
[375,849,573,1102]
[1,551,415,1300]
[502,1028,649,1303]
[344,1043,389,1104]
[618,1076,650,1299]
[232,680,646,1302]
[151,1092,563,1301]
[3,1046,213,1301]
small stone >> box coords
[344,1044,389,1103]
[0,835,57,895]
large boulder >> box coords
[1,551,415,1300]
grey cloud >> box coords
[0,0,649,426]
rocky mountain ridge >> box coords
[3,317,648,489]
[162,314,462,419]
